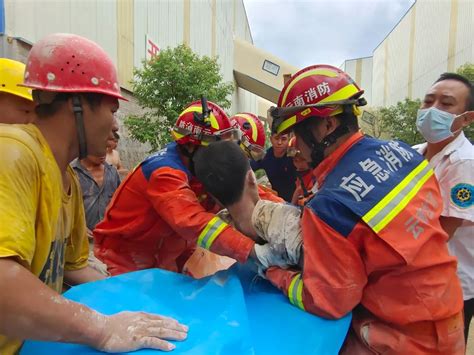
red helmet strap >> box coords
[72,95,88,160]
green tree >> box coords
[125,44,234,151]
[456,63,474,141]
[360,109,390,139]
[378,98,424,146]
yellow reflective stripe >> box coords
[171,129,185,141]
[318,84,360,105]
[363,160,428,222]
[197,216,228,250]
[288,273,305,310]
[180,106,219,129]
[277,115,297,134]
[236,114,258,142]
[281,69,338,106]
[363,160,434,233]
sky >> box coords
[243,0,416,68]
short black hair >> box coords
[434,72,474,111]
[193,140,250,206]
[35,92,104,118]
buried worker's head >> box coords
[193,140,259,207]
[0,58,35,124]
[270,64,366,168]
[171,98,241,172]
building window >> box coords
[262,60,280,76]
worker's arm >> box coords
[266,208,367,318]
[251,199,302,266]
[147,167,255,263]
[64,266,107,285]
[0,258,187,352]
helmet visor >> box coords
[240,137,265,161]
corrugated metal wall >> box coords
[3,0,262,164]
[341,57,373,105]
[4,0,257,117]
[371,0,474,108]
[4,0,118,66]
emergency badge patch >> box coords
[450,183,473,208]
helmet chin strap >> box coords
[72,95,88,160]
[179,144,198,176]
[299,124,350,169]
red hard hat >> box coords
[21,33,125,100]
[231,112,266,161]
[232,113,266,149]
[171,100,239,146]
[273,64,364,134]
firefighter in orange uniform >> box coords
[94,99,256,276]
[266,64,465,354]
[232,112,282,203]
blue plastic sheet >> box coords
[21,266,350,354]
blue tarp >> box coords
[21,266,350,354]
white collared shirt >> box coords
[414,132,474,300]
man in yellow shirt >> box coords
[0,34,188,354]
[0,58,36,124]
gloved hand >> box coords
[252,200,303,266]
[95,311,188,352]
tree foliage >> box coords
[376,98,424,146]
[456,63,474,141]
[360,109,390,139]
[125,44,234,151]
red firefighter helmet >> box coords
[21,33,125,100]
[232,113,266,161]
[271,64,364,134]
[171,100,239,146]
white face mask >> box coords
[416,107,457,143]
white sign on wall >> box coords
[146,34,160,61]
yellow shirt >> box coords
[0,124,89,355]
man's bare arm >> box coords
[0,258,188,352]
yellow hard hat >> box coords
[0,58,33,101]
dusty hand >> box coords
[95,311,188,353]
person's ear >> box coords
[246,169,258,187]
[452,111,474,132]
[460,111,474,128]
[325,115,340,135]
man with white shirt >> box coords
[414,72,474,345]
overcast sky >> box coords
[243,0,415,68]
